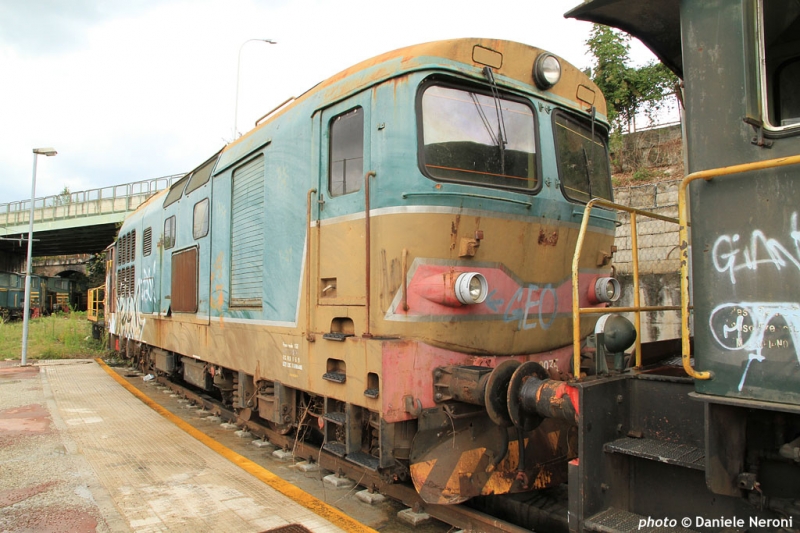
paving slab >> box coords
[0,359,364,533]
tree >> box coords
[586,24,679,133]
[55,186,72,206]
[86,252,107,287]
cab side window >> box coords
[760,0,800,129]
[329,107,363,196]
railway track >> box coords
[118,366,534,533]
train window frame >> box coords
[184,151,220,196]
[328,106,364,197]
[163,174,190,208]
[192,198,209,240]
[164,216,176,250]
[416,78,542,194]
[552,110,613,204]
[756,0,800,134]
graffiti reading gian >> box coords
[712,213,800,284]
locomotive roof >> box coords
[225,37,605,154]
[566,0,682,78]
[120,38,606,220]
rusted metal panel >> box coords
[171,247,197,313]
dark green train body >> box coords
[563,1,800,530]
[0,271,79,320]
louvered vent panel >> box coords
[230,156,265,307]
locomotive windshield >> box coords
[420,84,538,191]
[553,111,612,203]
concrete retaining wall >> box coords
[611,179,684,343]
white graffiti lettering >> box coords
[116,293,145,341]
[709,302,800,391]
[137,266,155,305]
[712,213,800,284]
[503,284,558,331]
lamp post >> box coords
[234,38,276,138]
[21,147,57,366]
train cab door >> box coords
[315,97,372,311]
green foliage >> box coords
[631,167,670,183]
[0,312,107,360]
[55,186,72,206]
[587,25,679,133]
[87,252,107,287]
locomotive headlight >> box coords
[533,53,562,90]
[454,272,488,305]
[594,277,621,304]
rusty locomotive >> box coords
[104,38,623,506]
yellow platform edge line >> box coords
[96,358,377,533]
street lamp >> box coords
[233,38,276,138]
[21,147,57,366]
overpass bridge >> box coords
[0,175,183,268]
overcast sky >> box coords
[0,0,656,205]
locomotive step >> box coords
[322,371,346,383]
[603,437,705,470]
[584,507,699,533]
[345,450,380,471]
[322,411,346,425]
[322,441,347,457]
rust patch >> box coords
[450,215,461,251]
[0,365,40,379]
[538,228,559,246]
[0,403,52,434]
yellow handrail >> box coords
[678,154,800,380]
[572,198,681,379]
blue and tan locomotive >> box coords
[105,38,623,505]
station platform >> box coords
[0,359,374,533]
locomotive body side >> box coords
[108,38,618,504]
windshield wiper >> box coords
[483,67,508,175]
[582,146,593,199]
[471,93,499,146]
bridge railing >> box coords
[0,174,184,228]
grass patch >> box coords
[0,311,109,361]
